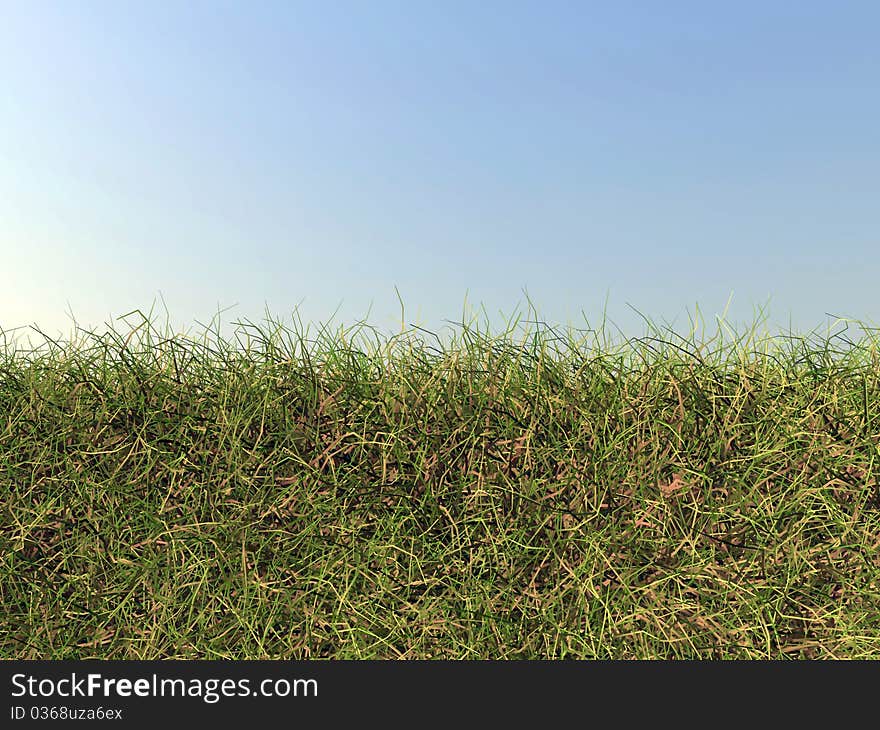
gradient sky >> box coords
[2,1,878,341]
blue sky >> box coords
[2,1,878,341]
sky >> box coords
[1,1,878,343]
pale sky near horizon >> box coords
[2,1,878,342]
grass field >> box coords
[2,309,879,659]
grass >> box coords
[2,306,879,659]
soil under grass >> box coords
[2,311,879,658]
